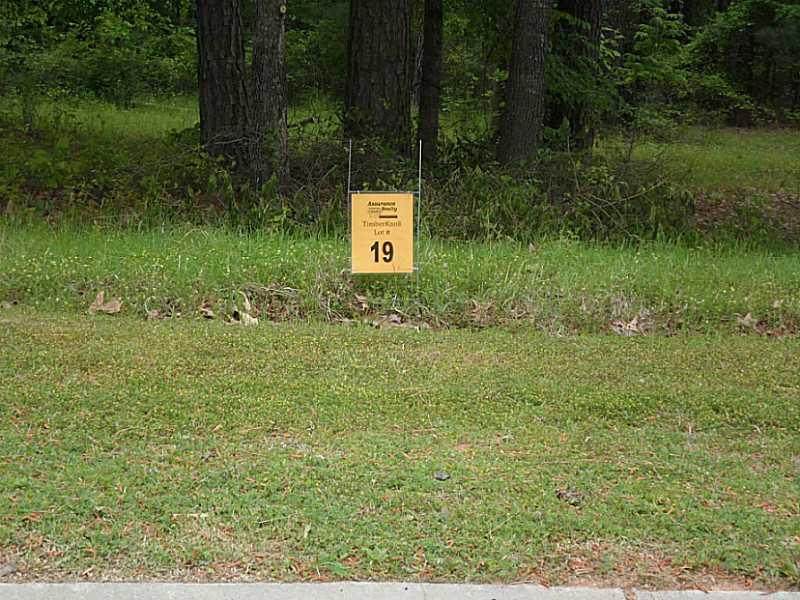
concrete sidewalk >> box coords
[0,584,797,600]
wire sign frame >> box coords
[348,140,422,275]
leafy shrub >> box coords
[423,154,694,242]
[611,0,690,133]
[286,2,348,99]
[5,8,196,105]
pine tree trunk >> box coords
[497,0,550,164]
[197,0,250,169]
[197,0,288,190]
[419,0,443,166]
[549,0,602,150]
[251,0,289,188]
[345,0,412,154]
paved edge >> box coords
[636,592,800,600]
[0,583,625,600]
[0,585,798,600]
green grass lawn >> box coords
[1,308,798,587]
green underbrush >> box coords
[1,95,798,245]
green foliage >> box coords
[2,0,798,246]
[2,1,195,105]
[545,8,618,136]
[610,0,689,132]
[619,1,688,88]
[286,1,349,98]
[688,0,800,123]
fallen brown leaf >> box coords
[240,313,259,327]
[611,316,647,336]
[240,292,252,314]
[199,301,215,319]
[737,313,756,329]
[230,307,259,327]
[354,294,369,312]
[89,291,122,315]
[372,313,403,329]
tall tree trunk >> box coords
[497,0,550,164]
[345,0,412,154]
[196,0,288,190]
[197,0,250,168]
[418,0,443,166]
[548,0,603,150]
[251,0,289,187]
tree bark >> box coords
[197,0,250,168]
[549,0,603,150]
[196,0,288,189]
[418,0,443,166]
[345,0,412,154]
[497,0,550,164]
[251,0,289,187]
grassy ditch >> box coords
[0,309,798,586]
[1,223,798,333]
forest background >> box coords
[1,0,798,243]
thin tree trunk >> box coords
[549,0,603,150]
[419,0,443,166]
[251,0,289,188]
[497,0,550,164]
[345,0,412,154]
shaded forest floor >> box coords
[1,96,798,242]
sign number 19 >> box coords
[370,241,394,263]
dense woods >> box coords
[1,0,799,240]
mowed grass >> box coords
[0,309,798,586]
[1,223,799,332]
